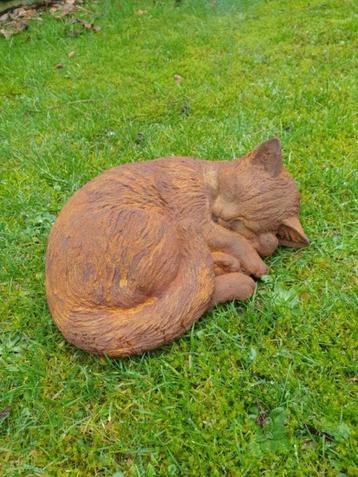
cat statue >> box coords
[46,138,309,357]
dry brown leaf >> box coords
[174,74,184,83]
[255,409,269,427]
[25,9,38,18]
[50,1,78,19]
[0,406,11,422]
[0,3,47,38]
[0,1,98,38]
[55,63,64,69]
[0,20,28,38]
[15,8,27,17]
[0,29,11,38]
[75,19,100,32]
[59,6,77,18]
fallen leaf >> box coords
[181,103,190,116]
[59,5,78,18]
[174,74,184,83]
[55,63,64,69]
[68,50,76,58]
[50,1,78,19]
[135,132,145,144]
[0,406,11,423]
[73,19,101,32]
[255,406,268,427]
[0,29,11,38]
[15,8,27,17]
[136,9,145,16]
[24,9,37,19]
[302,424,334,442]
[0,20,28,38]
[0,1,92,38]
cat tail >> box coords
[48,225,215,357]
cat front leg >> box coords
[211,251,240,276]
[205,223,268,278]
[210,272,256,305]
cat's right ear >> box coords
[278,216,310,248]
[251,138,282,177]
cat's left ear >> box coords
[251,138,282,177]
[278,216,309,248]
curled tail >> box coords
[46,208,214,357]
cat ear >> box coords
[278,216,309,248]
[251,138,282,177]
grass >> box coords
[0,0,357,475]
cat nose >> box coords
[212,214,219,224]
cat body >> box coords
[46,139,308,357]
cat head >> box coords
[213,138,309,253]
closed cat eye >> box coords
[228,218,253,237]
[230,218,243,226]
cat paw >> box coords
[212,251,240,276]
[253,263,269,277]
[241,260,268,278]
[236,274,256,300]
[211,272,256,305]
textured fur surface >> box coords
[46,138,309,357]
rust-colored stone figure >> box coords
[46,138,309,357]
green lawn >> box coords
[1,0,357,475]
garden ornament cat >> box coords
[46,138,309,357]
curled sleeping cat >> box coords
[46,138,309,357]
